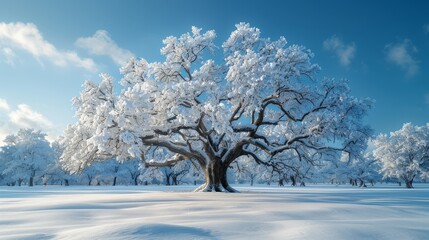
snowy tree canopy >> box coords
[374,123,429,188]
[61,23,372,192]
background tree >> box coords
[79,163,104,185]
[121,159,142,185]
[0,145,14,185]
[348,152,381,187]
[160,162,188,186]
[140,167,164,185]
[231,156,262,186]
[0,129,54,186]
[97,159,134,186]
[374,123,429,188]
[61,23,372,192]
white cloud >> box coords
[0,98,10,111]
[323,35,356,66]
[0,22,97,71]
[76,30,134,66]
[9,104,53,130]
[0,102,58,146]
[385,39,418,77]
[1,47,16,65]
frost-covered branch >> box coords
[144,154,187,168]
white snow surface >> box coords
[1,184,429,240]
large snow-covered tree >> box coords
[61,23,372,192]
[374,123,429,188]
[0,129,55,186]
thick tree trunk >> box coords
[113,176,117,186]
[290,176,297,186]
[29,176,34,187]
[64,179,69,186]
[194,159,238,193]
[278,178,284,186]
[221,165,238,192]
[198,161,222,192]
[405,179,414,188]
[165,175,171,186]
[172,175,178,185]
[134,176,139,185]
[29,170,35,187]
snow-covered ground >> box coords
[1,184,429,240]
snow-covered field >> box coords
[1,184,429,240]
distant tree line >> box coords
[1,125,428,188]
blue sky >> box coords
[0,0,428,144]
